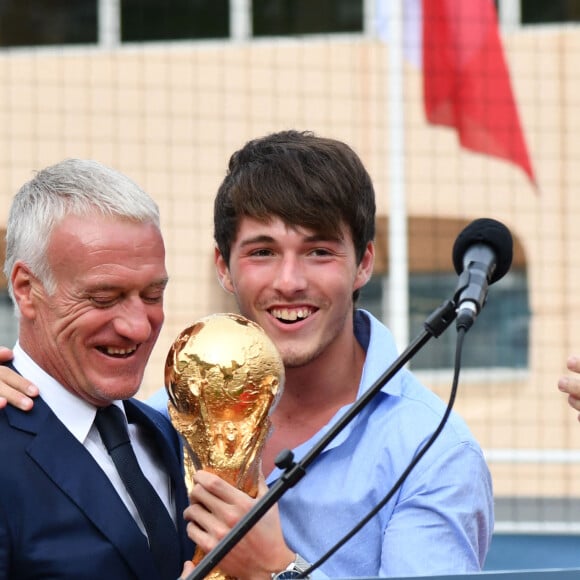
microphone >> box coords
[452,218,513,331]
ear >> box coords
[353,241,375,291]
[11,262,38,319]
[214,247,234,294]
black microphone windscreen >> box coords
[452,218,513,283]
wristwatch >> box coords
[271,553,312,580]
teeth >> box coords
[271,307,312,321]
[105,347,136,356]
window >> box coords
[121,0,229,42]
[253,0,362,37]
[0,0,97,47]
[360,215,530,372]
[496,0,580,26]
[3,1,580,49]
[520,0,580,25]
[359,269,530,371]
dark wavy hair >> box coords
[214,130,376,271]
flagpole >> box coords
[385,0,409,351]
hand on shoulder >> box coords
[0,347,38,411]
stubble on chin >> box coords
[278,341,327,369]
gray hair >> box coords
[4,158,160,303]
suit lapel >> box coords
[3,355,193,571]
[10,397,160,579]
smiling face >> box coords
[12,213,168,406]
[215,216,374,369]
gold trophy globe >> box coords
[164,313,284,579]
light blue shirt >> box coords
[148,310,493,578]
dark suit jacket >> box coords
[0,376,194,579]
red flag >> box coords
[422,0,536,186]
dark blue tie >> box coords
[95,405,180,580]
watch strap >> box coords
[271,553,311,579]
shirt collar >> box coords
[12,342,121,444]
[355,309,403,398]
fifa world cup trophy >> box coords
[164,313,284,579]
